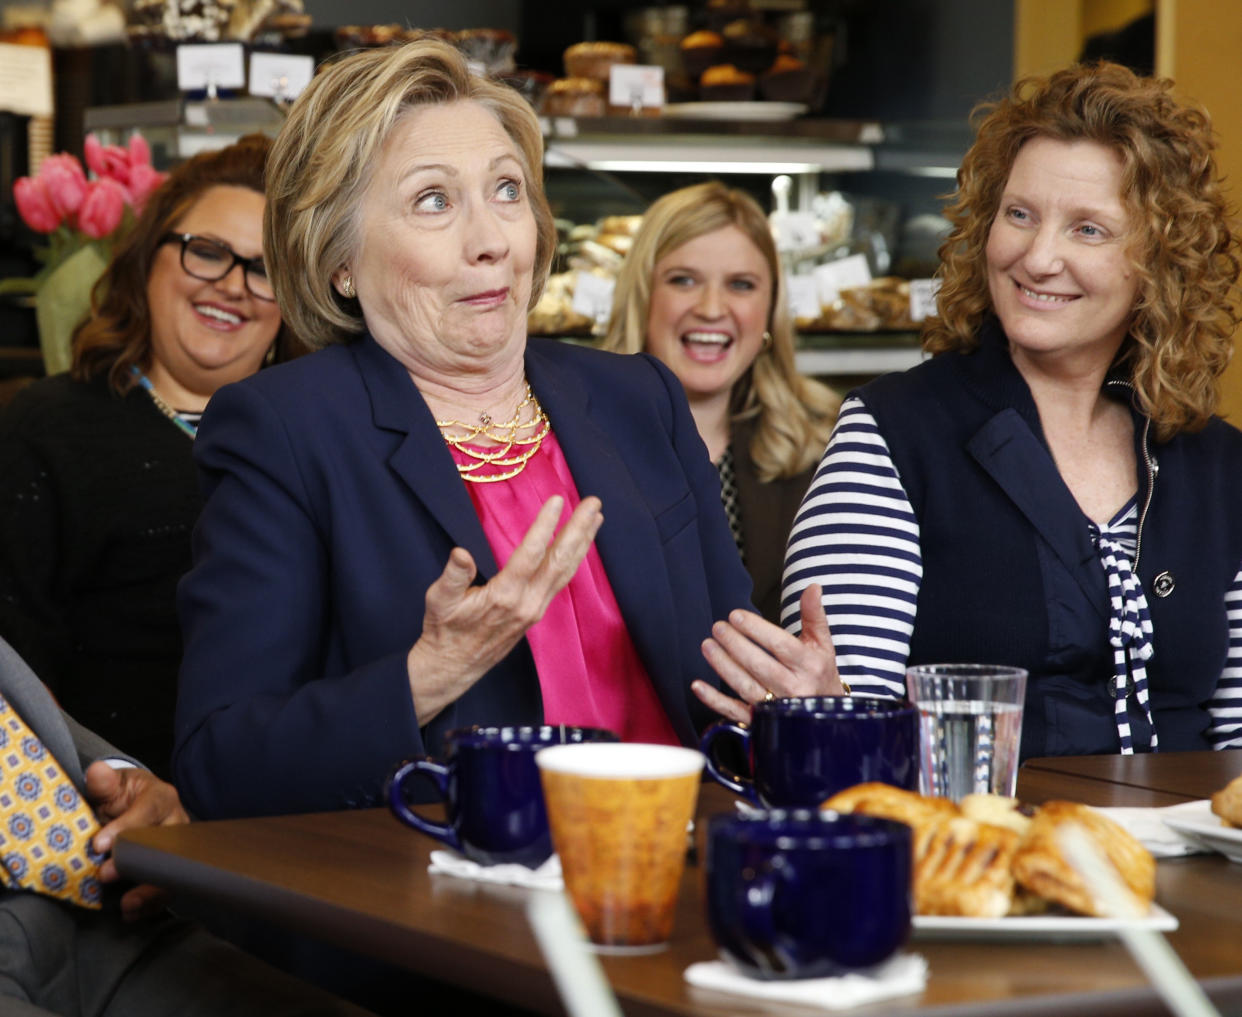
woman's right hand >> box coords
[405,494,603,723]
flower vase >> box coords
[35,241,109,376]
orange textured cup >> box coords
[535,743,704,951]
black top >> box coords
[732,416,819,625]
[860,318,1242,756]
[0,372,200,775]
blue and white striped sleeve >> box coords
[779,396,921,699]
[1208,564,1242,749]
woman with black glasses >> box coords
[0,134,304,775]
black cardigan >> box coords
[0,372,200,775]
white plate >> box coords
[662,102,807,122]
[1160,799,1242,863]
[913,904,1178,941]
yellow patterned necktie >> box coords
[0,693,103,909]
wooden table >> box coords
[116,753,1242,1016]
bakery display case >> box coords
[82,97,285,163]
[77,95,967,380]
[535,112,967,379]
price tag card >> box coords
[571,271,616,323]
[786,275,822,321]
[771,212,821,253]
[0,43,52,117]
[609,65,664,109]
[176,43,245,91]
[908,278,941,321]
[813,253,872,305]
[248,52,314,99]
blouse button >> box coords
[1152,571,1175,598]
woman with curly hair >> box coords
[0,134,300,775]
[782,61,1242,758]
[604,182,839,622]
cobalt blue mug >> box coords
[386,725,616,868]
[699,696,919,807]
[706,809,913,979]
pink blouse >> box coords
[450,433,680,745]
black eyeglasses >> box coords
[162,232,275,302]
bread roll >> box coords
[1211,774,1242,828]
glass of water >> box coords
[905,664,1028,800]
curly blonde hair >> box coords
[927,61,1239,440]
[603,181,838,480]
[264,38,557,349]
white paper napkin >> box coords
[684,953,928,1010]
[428,849,564,890]
[1095,806,1209,858]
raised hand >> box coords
[692,583,844,724]
[406,494,603,722]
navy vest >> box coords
[859,320,1242,758]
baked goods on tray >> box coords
[543,78,606,118]
[823,782,1157,919]
[563,41,636,81]
[699,64,755,102]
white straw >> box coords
[526,891,623,1017]
[1058,824,1220,1017]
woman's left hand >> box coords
[692,584,843,724]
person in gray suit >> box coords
[0,636,373,1017]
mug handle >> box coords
[699,721,759,804]
[737,858,779,957]
[386,758,462,853]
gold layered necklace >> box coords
[436,382,550,483]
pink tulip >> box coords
[38,154,89,218]
[127,132,152,168]
[83,133,132,188]
[13,175,61,232]
[127,163,166,215]
[77,177,127,239]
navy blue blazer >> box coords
[173,335,753,819]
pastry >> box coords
[542,78,606,118]
[698,64,755,102]
[824,783,1158,919]
[563,41,636,81]
[913,814,1020,918]
[332,23,405,48]
[679,30,724,79]
[1211,774,1242,827]
[759,54,812,104]
[527,272,596,336]
[130,0,231,42]
[959,793,1034,836]
[1011,801,1156,917]
[821,781,958,829]
[721,18,780,75]
[597,214,644,237]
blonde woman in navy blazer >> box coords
[172,40,843,821]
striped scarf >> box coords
[1096,532,1158,753]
